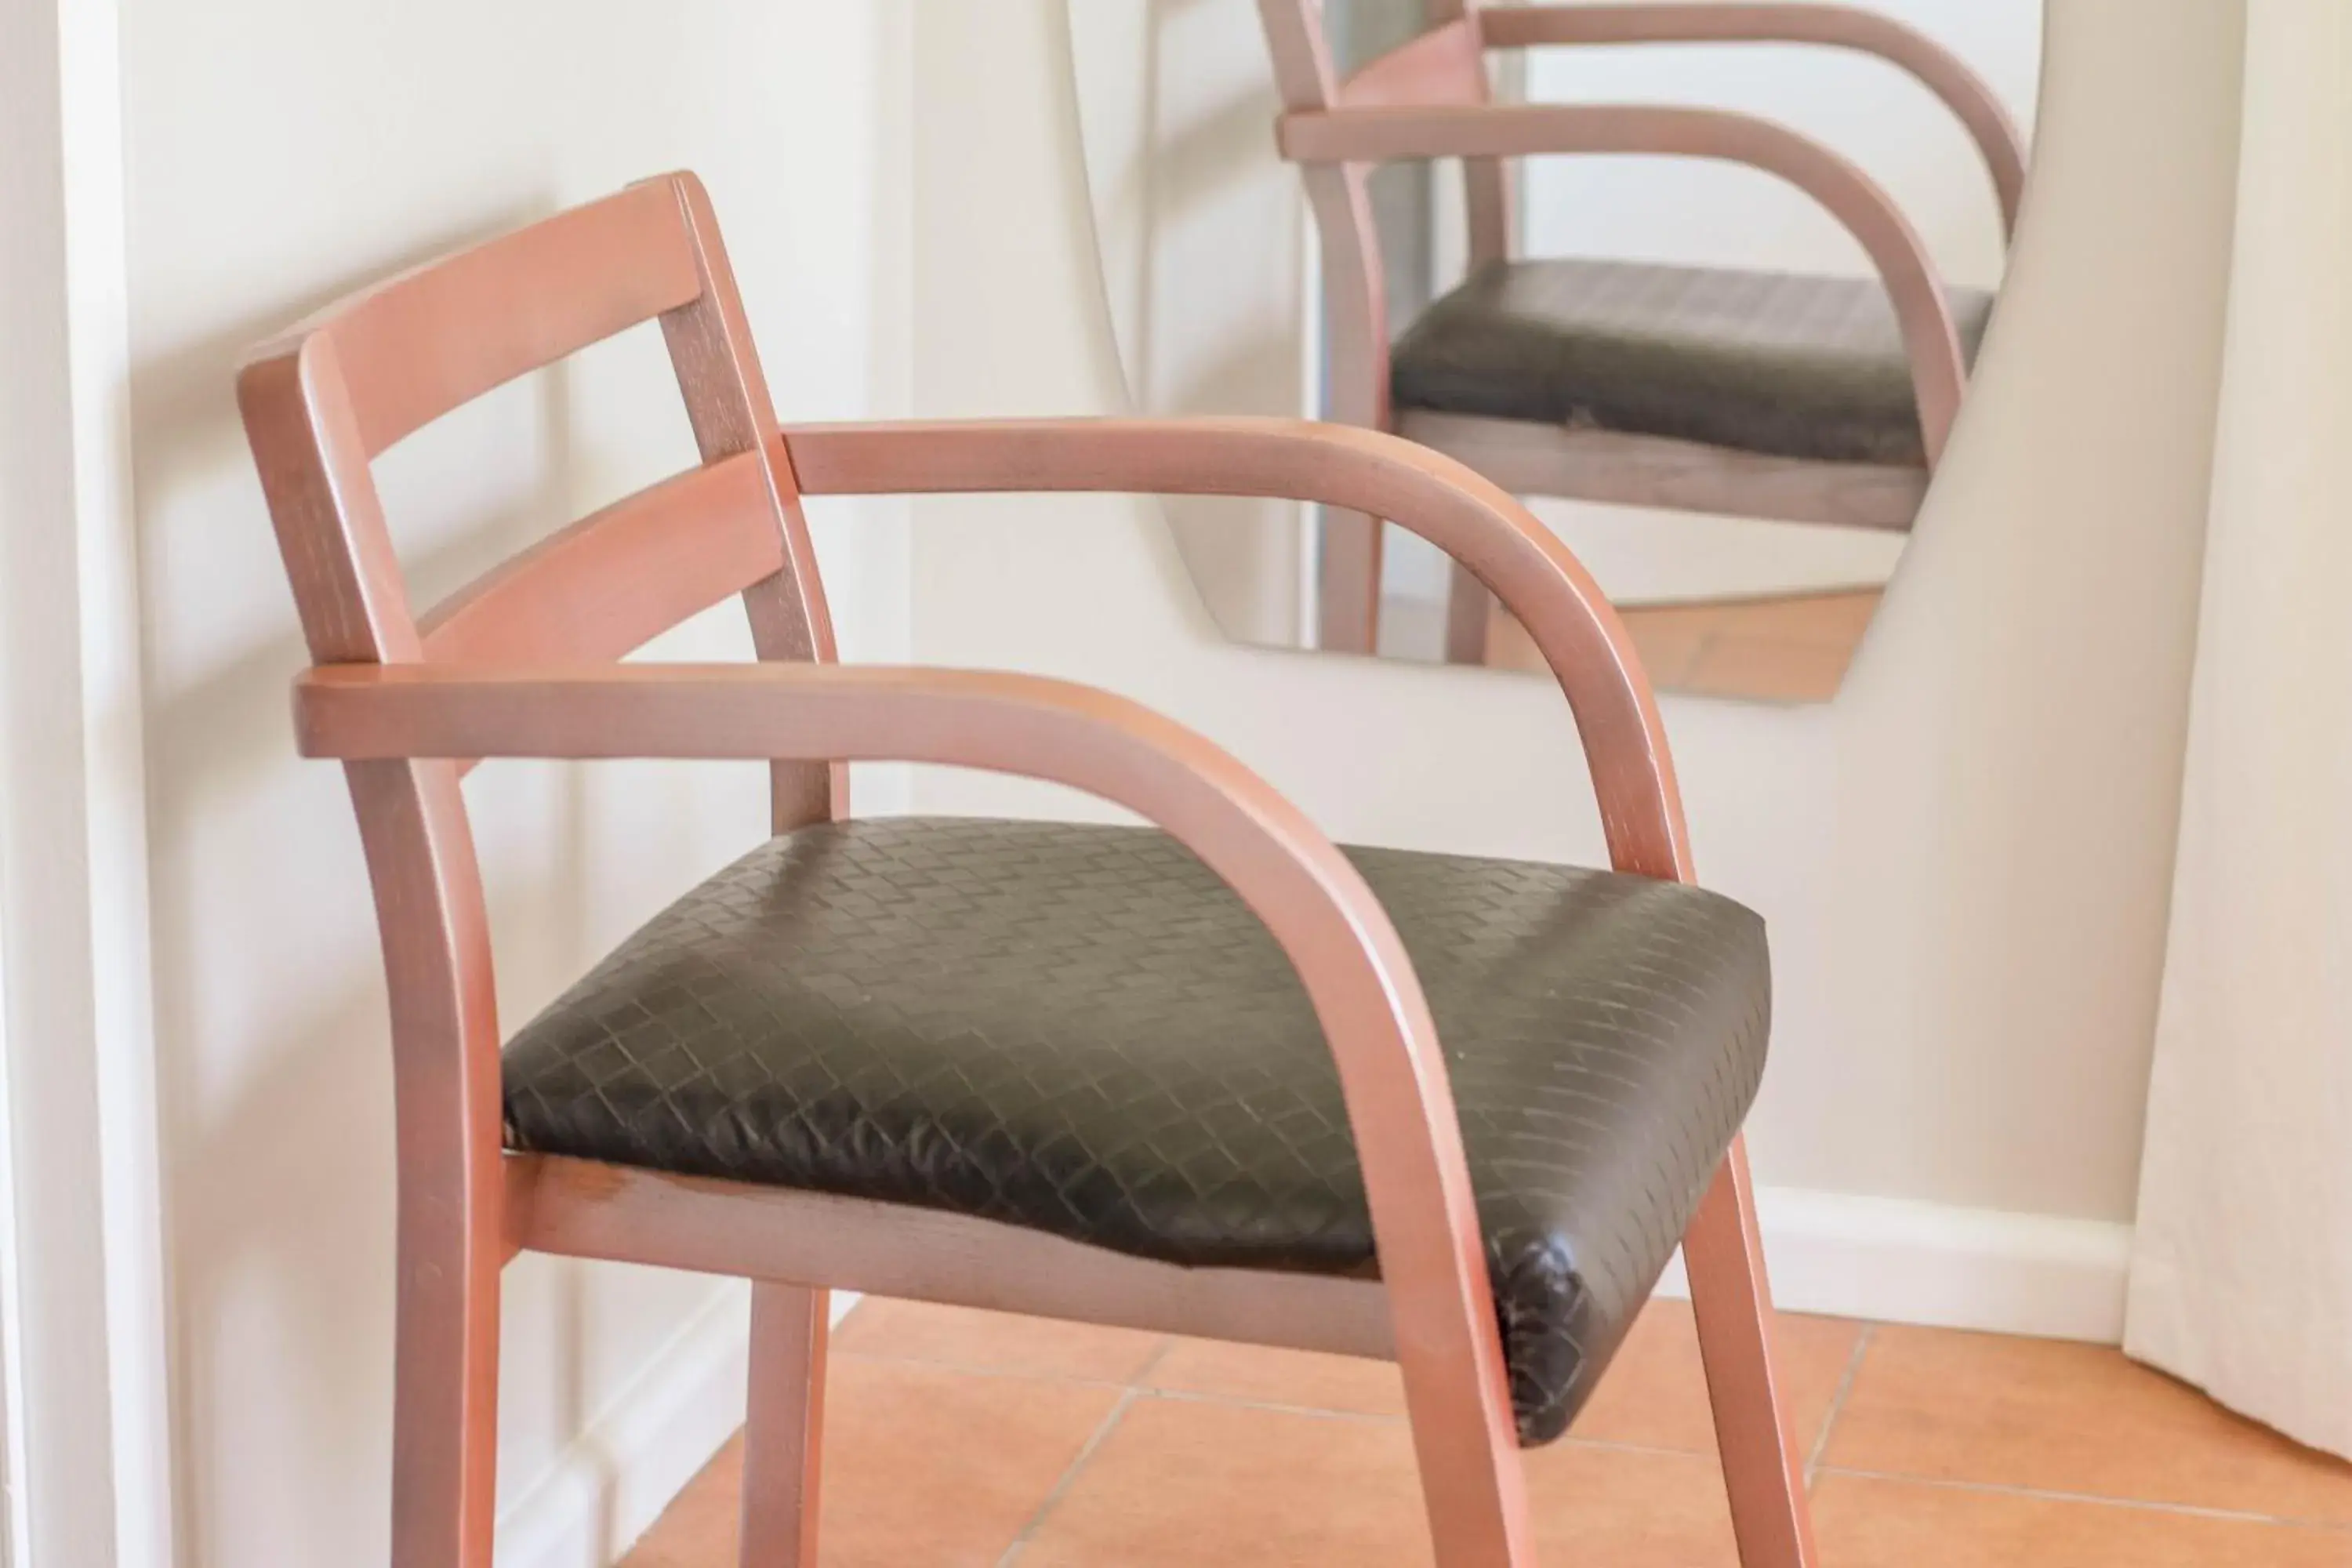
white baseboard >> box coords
[495,1287,862,1568]
[1653,1186,2135,1344]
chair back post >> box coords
[240,337,510,1563]
[239,171,845,1013]
[235,172,840,1562]
[1421,0,1514,267]
[660,174,844,830]
[1258,0,1393,652]
[1257,0,1390,412]
[1258,2,1519,654]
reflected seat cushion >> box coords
[1392,257,1997,467]
[500,818,1770,1444]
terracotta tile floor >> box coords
[622,1295,2352,1566]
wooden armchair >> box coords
[239,172,1817,1566]
[1258,0,2026,660]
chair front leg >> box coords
[740,1282,829,1567]
[1685,1134,1820,1567]
[1392,1323,1537,1566]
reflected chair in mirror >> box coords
[1258,0,2023,663]
[239,172,1818,1566]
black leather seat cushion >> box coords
[502,818,1769,1443]
[1392,257,1995,467]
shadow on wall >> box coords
[126,208,737,1558]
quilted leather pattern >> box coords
[503,818,1769,1443]
[1392,256,1995,466]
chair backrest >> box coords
[1258,0,1491,112]
[241,172,833,672]
[1256,0,1514,278]
[238,173,839,1100]
[239,170,838,823]
[1257,2,1513,652]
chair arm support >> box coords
[1477,2,2027,238]
[1276,103,1967,466]
[298,656,1527,1548]
[779,414,1692,880]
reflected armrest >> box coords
[296,655,1525,1491]
[1274,105,1967,464]
[781,414,1691,880]
[1476,2,2026,237]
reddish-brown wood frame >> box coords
[1257,0,2025,666]
[239,172,1809,1567]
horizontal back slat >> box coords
[1336,18,1486,109]
[328,180,704,457]
[418,450,784,667]
[242,170,839,822]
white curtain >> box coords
[2124,0,2352,1463]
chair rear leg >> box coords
[740,1283,829,1566]
[1685,1134,1819,1568]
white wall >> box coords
[118,1,909,1562]
[1521,0,2042,289]
[1515,0,2043,604]
[0,0,173,1560]
[909,0,2241,1247]
[1069,0,1314,646]
[1071,2,2047,626]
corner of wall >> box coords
[496,1287,863,1567]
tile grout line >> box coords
[993,1387,1143,1567]
[1125,1381,1795,1466]
[1127,1336,1180,1391]
[837,1344,1417,1428]
[844,1342,1881,1454]
[993,1339,1175,1567]
[836,1347,1135,1391]
[846,1319,2352,1548]
[1809,1465,2352,1534]
[1804,1321,1875,1486]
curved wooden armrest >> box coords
[1276,103,1967,465]
[780,414,1692,881]
[299,655,1528,1551]
[1477,2,2026,239]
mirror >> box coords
[1066,1,2041,702]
